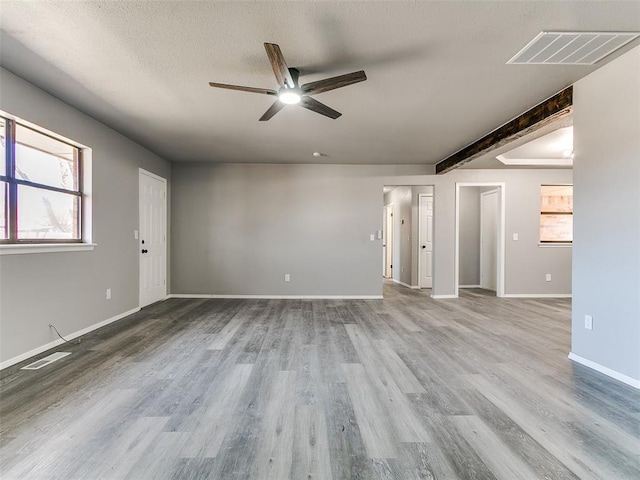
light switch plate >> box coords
[585,314,593,330]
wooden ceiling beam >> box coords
[435,86,573,174]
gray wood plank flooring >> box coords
[1,283,639,479]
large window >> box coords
[1,116,83,243]
[540,184,573,244]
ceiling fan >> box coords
[209,43,367,121]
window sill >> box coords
[0,243,96,255]
[538,243,572,248]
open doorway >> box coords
[455,183,505,297]
[383,185,434,292]
[480,189,499,291]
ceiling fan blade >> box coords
[209,82,277,96]
[264,43,295,88]
[300,96,342,119]
[259,100,286,121]
[301,70,367,95]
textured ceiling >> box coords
[1,1,639,166]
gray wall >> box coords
[172,164,572,298]
[572,45,640,382]
[459,187,481,286]
[170,164,434,296]
[0,68,171,365]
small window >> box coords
[1,116,84,243]
[540,185,573,244]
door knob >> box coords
[141,249,148,253]
[421,245,426,249]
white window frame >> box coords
[539,184,573,247]
[0,111,93,255]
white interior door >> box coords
[382,207,387,277]
[385,205,394,278]
[419,194,433,288]
[139,169,167,307]
[480,189,498,291]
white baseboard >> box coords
[568,352,640,389]
[431,294,458,299]
[392,279,418,289]
[459,285,481,289]
[168,294,383,300]
[0,307,140,371]
[502,293,572,298]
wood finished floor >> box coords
[1,283,639,479]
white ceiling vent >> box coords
[508,31,640,65]
[21,352,71,370]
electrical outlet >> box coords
[106,288,111,300]
[134,230,139,240]
[584,315,593,330]
[284,274,290,282]
[513,233,519,241]
[401,266,405,273]
[370,234,375,241]
[545,274,552,282]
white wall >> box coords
[571,45,640,385]
[0,69,171,367]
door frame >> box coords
[455,182,505,298]
[480,188,499,291]
[139,168,168,308]
[418,193,434,288]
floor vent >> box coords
[508,31,640,65]
[21,352,71,370]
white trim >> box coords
[167,294,383,300]
[568,352,640,390]
[459,285,481,288]
[392,279,415,289]
[138,168,167,183]
[455,182,506,298]
[538,243,572,248]
[496,154,573,167]
[0,307,140,370]
[431,294,458,299]
[502,293,572,298]
[0,243,96,255]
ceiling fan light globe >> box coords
[279,91,301,105]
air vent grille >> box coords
[508,31,640,65]
[21,352,71,370]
